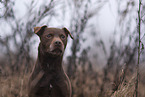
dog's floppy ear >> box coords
[62,27,74,39]
[34,25,47,36]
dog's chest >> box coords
[39,63,64,87]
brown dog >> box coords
[28,25,73,97]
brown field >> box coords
[0,64,145,97]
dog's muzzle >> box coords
[48,40,64,56]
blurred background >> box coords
[0,0,145,97]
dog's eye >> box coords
[47,34,52,38]
[60,35,65,39]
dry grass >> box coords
[111,76,136,97]
[0,73,29,97]
[0,66,145,97]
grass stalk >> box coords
[135,0,142,97]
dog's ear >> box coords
[34,25,47,36]
[62,27,74,39]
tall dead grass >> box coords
[0,73,29,97]
[111,76,136,97]
[0,65,145,97]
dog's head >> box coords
[34,25,73,57]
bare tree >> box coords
[67,0,107,78]
[99,0,141,96]
[66,0,108,96]
[0,0,57,74]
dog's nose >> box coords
[54,41,61,46]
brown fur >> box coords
[28,25,73,97]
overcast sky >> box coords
[0,0,144,67]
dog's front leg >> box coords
[50,73,71,97]
[28,70,44,96]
